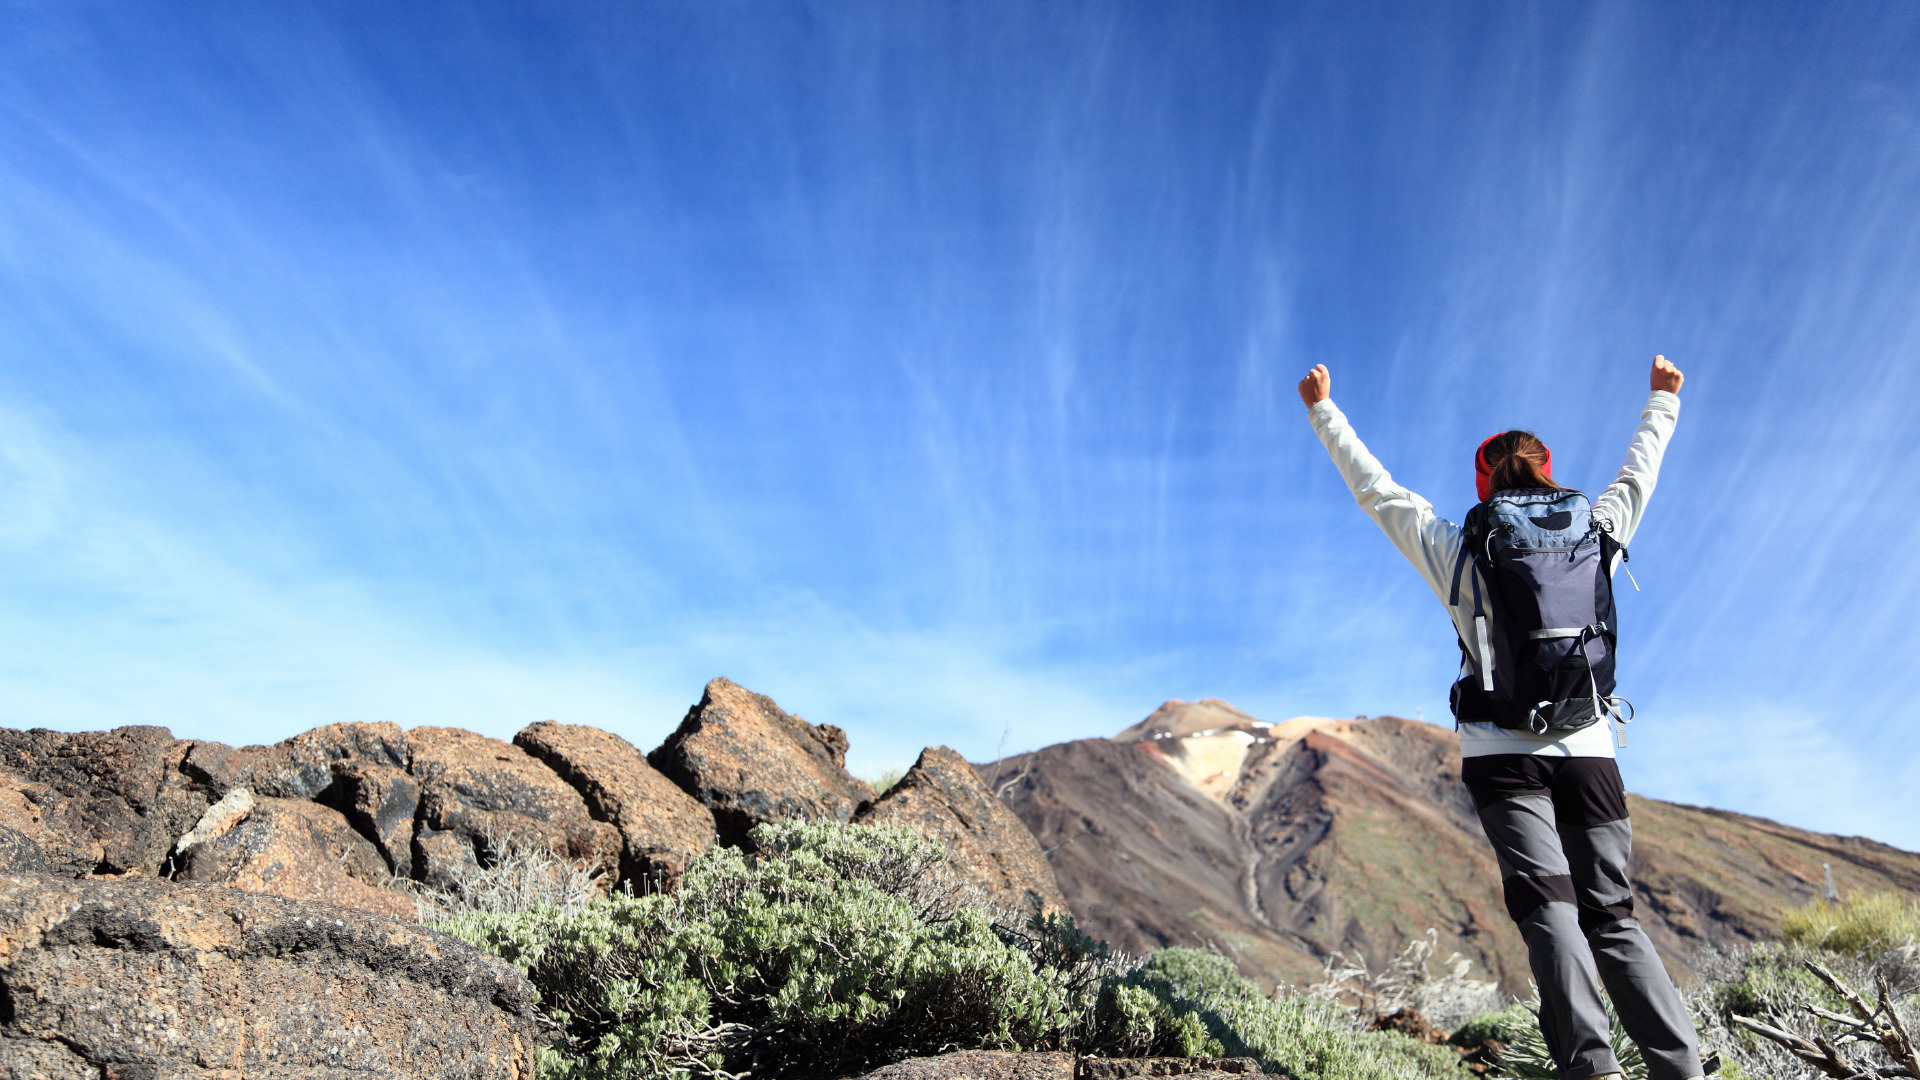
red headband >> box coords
[1475,435,1552,501]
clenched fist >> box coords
[1298,363,1330,407]
[1651,354,1684,394]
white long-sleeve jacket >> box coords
[1307,390,1681,758]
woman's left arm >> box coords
[1592,356,1685,547]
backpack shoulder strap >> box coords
[1448,503,1486,607]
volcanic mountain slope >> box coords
[984,698,1920,992]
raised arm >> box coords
[1299,365,1463,603]
[1591,356,1685,547]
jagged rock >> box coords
[328,758,421,877]
[0,725,206,876]
[0,871,541,1078]
[180,721,411,799]
[409,726,623,888]
[856,1050,1074,1080]
[856,745,1066,918]
[173,795,416,920]
[649,677,874,848]
[515,720,716,887]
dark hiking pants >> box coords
[1462,755,1701,1080]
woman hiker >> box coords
[1300,356,1704,1080]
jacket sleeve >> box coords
[1590,390,1681,547]
[1307,399,1464,604]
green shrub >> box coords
[1446,1003,1532,1048]
[1108,948,1463,1080]
[1780,893,1920,956]
[440,821,1103,1079]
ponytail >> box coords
[1476,430,1564,499]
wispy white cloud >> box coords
[0,4,1916,851]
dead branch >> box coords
[1810,960,1881,1024]
[1730,1013,1859,1078]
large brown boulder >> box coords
[173,794,416,920]
[0,871,541,1079]
[180,720,411,799]
[515,720,716,887]
[857,745,1067,919]
[648,678,875,848]
[0,725,206,877]
[408,726,623,889]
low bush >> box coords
[1109,948,1464,1080]
[1780,893,1920,956]
[439,822,1114,1079]
[1445,1003,1531,1050]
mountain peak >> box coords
[990,703,1920,993]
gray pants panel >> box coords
[1477,792,1570,880]
[1519,901,1620,1079]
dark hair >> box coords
[1481,430,1564,493]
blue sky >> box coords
[3,4,1918,846]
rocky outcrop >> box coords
[515,720,717,887]
[649,677,875,848]
[856,745,1066,918]
[0,871,542,1078]
[173,794,416,919]
[409,726,624,889]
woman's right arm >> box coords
[1300,366,1463,604]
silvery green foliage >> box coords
[1118,948,1464,1080]
[439,821,1110,1080]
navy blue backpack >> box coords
[1447,488,1633,738]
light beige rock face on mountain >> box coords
[515,720,717,887]
[649,677,876,848]
[409,726,624,888]
[856,745,1067,918]
[0,871,542,1079]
